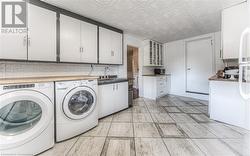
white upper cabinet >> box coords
[99,27,111,63]
[99,27,123,64]
[60,15,81,62]
[222,2,248,59]
[80,21,97,63]
[0,31,27,60]
[60,14,97,63]
[111,30,123,64]
[0,4,56,61]
[28,4,57,61]
[144,40,163,66]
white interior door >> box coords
[80,21,97,63]
[28,4,57,61]
[186,37,213,94]
[60,15,81,62]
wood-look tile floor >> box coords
[40,95,250,156]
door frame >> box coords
[127,45,140,98]
[184,34,216,95]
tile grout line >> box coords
[99,116,113,156]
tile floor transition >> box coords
[40,95,250,156]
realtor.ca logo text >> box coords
[1,0,27,34]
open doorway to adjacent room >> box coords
[127,46,139,100]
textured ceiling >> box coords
[42,0,245,42]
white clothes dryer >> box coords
[0,82,54,155]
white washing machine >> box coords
[55,79,98,142]
[0,82,54,155]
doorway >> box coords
[186,37,214,95]
[127,46,139,99]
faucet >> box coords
[104,66,110,79]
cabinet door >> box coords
[114,82,128,112]
[111,31,123,64]
[0,32,27,60]
[80,21,98,63]
[152,42,156,65]
[143,41,150,66]
[0,5,27,60]
[99,27,111,64]
[28,4,57,61]
[222,2,248,59]
[156,43,160,65]
[60,15,81,62]
[160,44,163,65]
[98,84,115,118]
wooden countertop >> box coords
[0,75,99,85]
[209,75,238,82]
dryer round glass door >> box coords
[0,100,42,136]
[63,86,97,120]
[0,90,53,149]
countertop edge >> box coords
[0,75,99,85]
[142,74,171,77]
[209,75,238,82]
[98,79,128,85]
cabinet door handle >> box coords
[116,84,118,90]
[23,36,27,46]
[113,84,115,91]
[111,51,114,56]
[28,37,31,46]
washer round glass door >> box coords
[63,86,96,120]
[0,90,53,149]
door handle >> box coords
[113,84,115,91]
[239,28,250,64]
[116,84,118,90]
[239,65,250,100]
[187,68,191,71]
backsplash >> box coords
[223,59,238,67]
[0,61,120,78]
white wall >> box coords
[164,32,224,100]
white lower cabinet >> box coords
[98,82,128,118]
[209,80,250,130]
[143,76,168,100]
